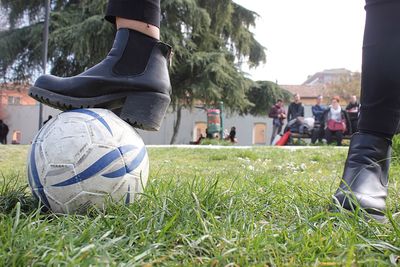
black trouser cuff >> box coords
[105,0,161,28]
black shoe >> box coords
[333,132,391,221]
[29,28,172,131]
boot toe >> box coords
[34,74,64,91]
[333,190,386,216]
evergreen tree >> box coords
[245,81,291,116]
[0,0,270,143]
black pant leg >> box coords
[350,119,358,134]
[311,128,317,144]
[105,0,161,28]
[319,128,325,142]
[335,131,343,146]
[358,0,400,136]
[325,130,333,144]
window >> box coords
[8,96,21,105]
[253,123,266,145]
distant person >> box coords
[190,134,204,145]
[345,95,360,134]
[285,93,304,143]
[0,120,9,144]
[323,97,350,146]
[206,128,213,139]
[311,95,326,144]
[43,115,53,125]
[226,126,237,143]
[287,93,304,123]
[268,99,286,144]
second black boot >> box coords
[333,132,392,221]
[29,28,172,131]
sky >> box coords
[233,0,366,85]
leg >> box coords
[334,0,400,220]
[270,125,279,145]
[311,128,317,144]
[318,127,325,143]
[351,119,358,134]
[29,0,171,131]
[325,130,333,144]
[106,0,161,39]
[311,125,321,144]
[335,131,343,146]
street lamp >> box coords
[219,101,224,140]
[39,0,50,129]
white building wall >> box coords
[137,108,272,146]
[3,104,60,145]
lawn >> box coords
[1,145,400,266]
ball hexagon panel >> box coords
[41,118,91,165]
[65,191,108,213]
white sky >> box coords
[233,0,366,85]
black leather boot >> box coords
[333,132,392,221]
[29,28,172,131]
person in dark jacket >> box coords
[285,93,305,138]
[226,126,237,143]
[311,95,326,144]
[345,95,360,134]
[0,120,9,144]
[269,99,286,144]
[287,93,304,122]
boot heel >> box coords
[119,92,170,131]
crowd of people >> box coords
[269,93,360,146]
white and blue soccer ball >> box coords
[27,108,149,214]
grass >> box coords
[1,145,400,266]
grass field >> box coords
[1,145,400,266]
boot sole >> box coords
[332,194,387,222]
[29,86,170,131]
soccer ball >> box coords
[27,108,149,214]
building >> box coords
[0,83,60,144]
[302,68,354,86]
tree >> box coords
[161,0,266,143]
[244,80,291,116]
[0,0,267,143]
[0,0,113,81]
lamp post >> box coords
[39,0,50,129]
[219,101,224,140]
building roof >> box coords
[302,68,352,85]
[0,82,30,92]
[280,84,326,98]
[0,83,36,106]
